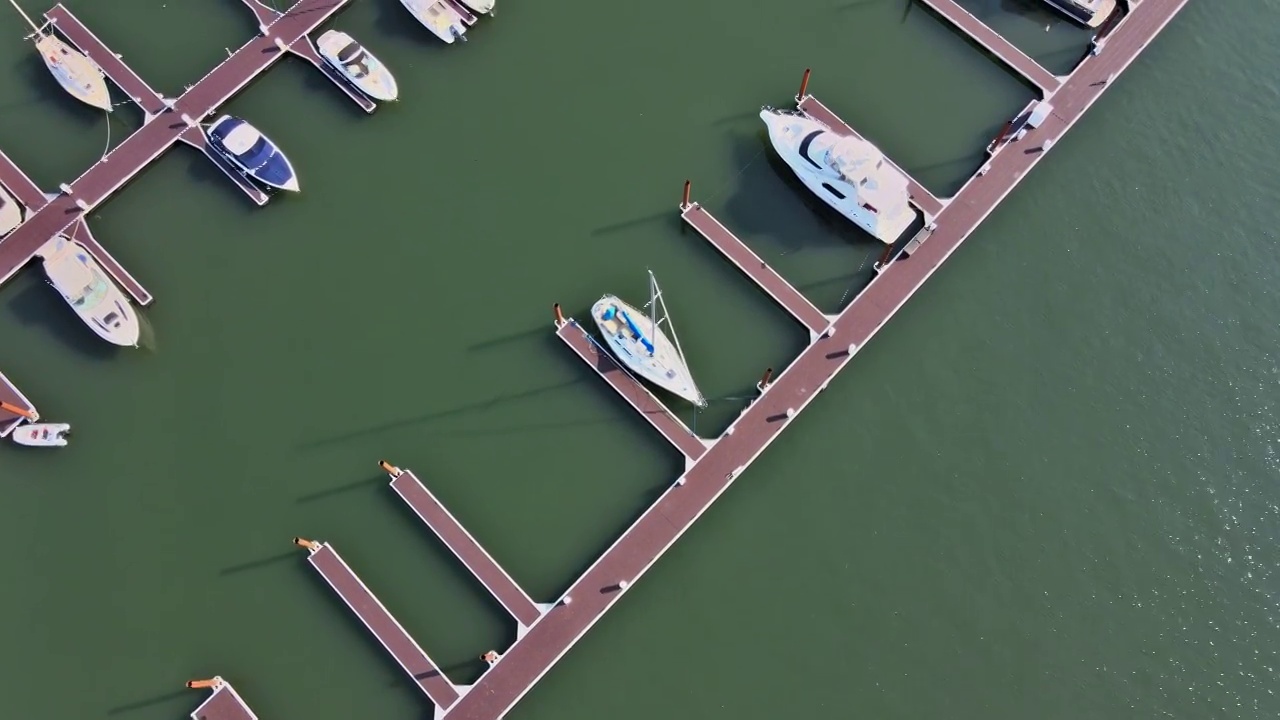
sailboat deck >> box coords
[45,5,167,115]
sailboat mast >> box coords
[647,270,658,357]
[7,0,43,36]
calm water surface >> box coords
[0,1,1276,718]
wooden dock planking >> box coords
[0,370,37,438]
[0,149,154,304]
[796,95,948,217]
[304,542,461,712]
[678,202,831,337]
[555,319,708,465]
[436,2,1190,719]
[45,4,168,115]
[918,0,1063,96]
[188,679,258,720]
[389,468,543,629]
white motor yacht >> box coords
[38,235,140,347]
[760,107,915,245]
[401,0,468,43]
[1040,0,1118,28]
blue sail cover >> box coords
[619,310,654,354]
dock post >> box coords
[681,180,691,211]
[872,243,895,273]
[755,367,773,392]
[293,537,321,552]
[186,677,222,689]
[796,67,811,103]
[378,460,403,478]
[0,400,37,420]
[274,37,288,51]
[553,303,566,328]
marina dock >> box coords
[186,677,257,720]
[0,0,361,300]
[433,2,1189,719]
[917,0,1063,96]
[387,465,545,630]
[299,539,462,711]
[0,149,154,305]
[0,370,37,438]
[554,316,708,465]
[678,195,832,338]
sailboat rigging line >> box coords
[838,247,875,306]
[703,143,767,209]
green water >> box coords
[2,0,1276,718]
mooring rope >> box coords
[98,107,112,159]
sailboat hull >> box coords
[34,34,111,112]
[591,295,704,406]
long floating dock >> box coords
[387,465,544,630]
[554,316,708,465]
[300,540,462,711]
[186,677,257,720]
[435,2,1185,719]
[678,199,832,338]
[917,0,1063,96]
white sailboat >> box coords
[7,0,112,112]
[0,184,22,236]
[591,271,706,407]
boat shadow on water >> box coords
[6,279,120,360]
[13,52,109,125]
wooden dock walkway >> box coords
[796,95,949,217]
[679,200,832,337]
[187,677,257,720]
[432,2,1189,719]
[301,540,462,711]
[0,369,37,438]
[0,149,154,305]
[554,317,708,465]
[918,0,1063,96]
[387,465,544,630]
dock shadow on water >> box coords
[104,687,189,716]
[6,280,119,360]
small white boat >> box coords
[12,422,70,448]
[7,1,111,112]
[38,235,141,347]
[0,184,22,236]
[316,30,399,102]
[591,271,705,407]
[459,0,495,15]
[401,0,468,43]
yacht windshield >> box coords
[237,137,274,168]
[72,274,109,311]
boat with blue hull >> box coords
[207,115,299,192]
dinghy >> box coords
[11,422,70,448]
[207,115,300,192]
[7,0,111,112]
[459,0,495,15]
[316,30,399,102]
[401,0,468,43]
[591,271,706,407]
[0,184,22,236]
